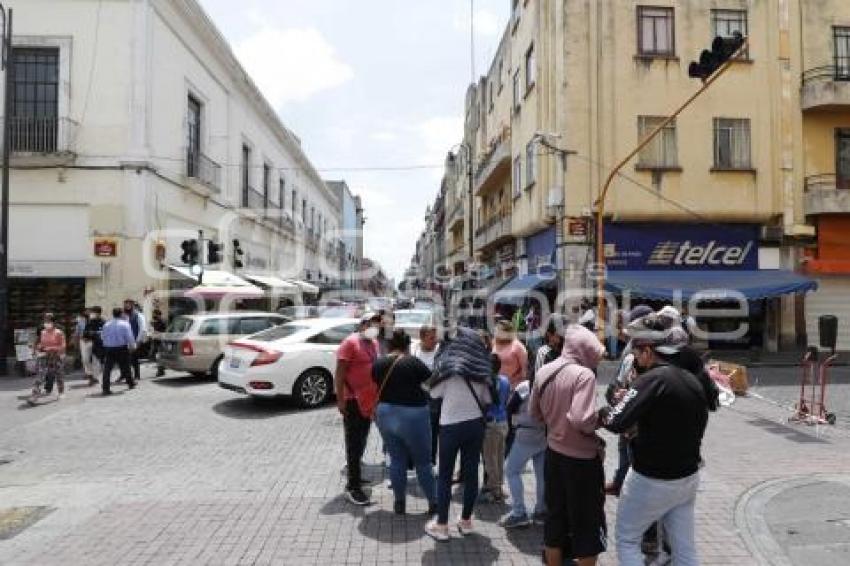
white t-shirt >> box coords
[412,344,437,371]
[430,376,492,426]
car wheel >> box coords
[210,355,224,381]
[294,369,332,408]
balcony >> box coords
[186,151,222,193]
[474,135,512,197]
[7,116,78,165]
[447,200,466,230]
[804,174,850,215]
[801,65,850,111]
[242,187,266,214]
[474,212,513,252]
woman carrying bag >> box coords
[373,330,437,516]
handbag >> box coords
[363,354,404,420]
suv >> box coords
[157,312,289,379]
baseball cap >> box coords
[657,306,682,328]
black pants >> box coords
[129,348,141,381]
[429,399,442,465]
[343,399,371,490]
[103,347,134,393]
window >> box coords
[489,80,494,112]
[291,189,297,217]
[712,10,748,59]
[11,47,59,152]
[513,156,522,197]
[302,199,307,224]
[241,144,251,207]
[834,27,850,79]
[836,129,850,189]
[525,141,536,186]
[525,44,536,91]
[250,324,309,342]
[309,323,359,345]
[198,318,229,336]
[637,116,678,168]
[512,0,521,28]
[512,69,521,113]
[279,179,285,210]
[310,206,315,232]
[186,95,202,178]
[637,6,675,57]
[714,118,751,170]
[498,59,504,92]
[262,163,271,211]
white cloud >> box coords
[418,116,464,159]
[235,27,354,106]
[453,7,502,38]
[369,131,398,143]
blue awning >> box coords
[493,274,557,305]
[605,270,818,301]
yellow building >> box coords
[455,0,850,351]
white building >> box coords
[5,0,343,330]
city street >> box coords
[1,363,848,565]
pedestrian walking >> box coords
[81,306,106,386]
[29,313,67,402]
[123,299,146,383]
[534,315,568,374]
[373,330,437,516]
[101,307,137,395]
[530,323,607,566]
[335,312,381,506]
[424,326,493,542]
[492,319,528,389]
[480,354,510,503]
[600,314,712,566]
[73,308,89,370]
[412,325,441,464]
[150,309,167,377]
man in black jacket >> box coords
[82,306,105,386]
[600,315,709,566]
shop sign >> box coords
[567,217,589,237]
[605,223,759,271]
[93,238,118,258]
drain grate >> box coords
[0,507,54,540]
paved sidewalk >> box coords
[0,366,848,565]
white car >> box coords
[217,318,361,408]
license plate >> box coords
[229,357,241,369]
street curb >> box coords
[733,474,850,566]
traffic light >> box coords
[207,241,223,265]
[180,239,199,266]
[688,32,745,82]
[232,239,244,269]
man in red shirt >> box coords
[335,312,381,505]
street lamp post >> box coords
[593,37,748,339]
[0,5,12,376]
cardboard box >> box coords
[709,360,749,396]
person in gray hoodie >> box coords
[530,324,607,566]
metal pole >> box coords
[197,229,204,286]
[593,39,747,339]
[0,8,12,376]
[466,144,474,268]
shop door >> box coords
[8,278,85,346]
[835,129,850,190]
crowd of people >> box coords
[28,300,166,403]
[335,304,720,565]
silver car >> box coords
[157,312,290,378]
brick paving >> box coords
[0,364,848,565]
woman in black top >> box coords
[373,330,437,515]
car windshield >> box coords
[320,306,357,318]
[248,324,310,342]
[166,316,194,334]
[395,312,433,326]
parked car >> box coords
[277,305,320,320]
[393,309,439,338]
[366,297,393,313]
[319,304,364,319]
[157,312,290,379]
[218,318,361,408]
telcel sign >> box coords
[605,223,759,271]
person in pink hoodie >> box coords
[530,323,607,566]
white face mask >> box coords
[363,327,379,340]
[44,322,54,330]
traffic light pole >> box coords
[593,39,748,339]
[197,229,204,286]
[0,8,13,376]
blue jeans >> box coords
[613,434,631,488]
[437,418,485,524]
[375,403,436,506]
[504,431,547,517]
[616,469,700,566]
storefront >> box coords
[603,223,817,351]
[803,215,850,350]
[524,226,556,275]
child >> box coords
[480,353,510,503]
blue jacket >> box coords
[432,327,492,386]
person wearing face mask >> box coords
[600,314,710,566]
[412,325,441,465]
[492,320,528,390]
[335,312,382,506]
[30,313,67,402]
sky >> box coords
[197,0,509,285]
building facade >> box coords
[6,0,347,333]
[412,0,850,350]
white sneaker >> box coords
[424,520,450,542]
[648,551,672,566]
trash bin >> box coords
[819,315,838,352]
